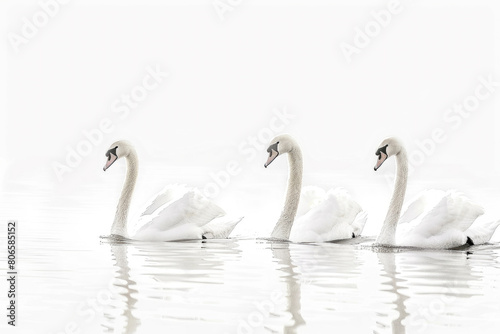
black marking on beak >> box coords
[375,144,388,159]
[267,142,279,154]
[374,144,389,171]
[264,142,279,168]
[105,146,118,160]
[103,146,118,171]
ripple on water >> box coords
[5,236,500,334]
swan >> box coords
[373,137,499,248]
[264,134,367,242]
[103,140,242,241]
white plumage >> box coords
[265,134,367,242]
[104,141,242,241]
[134,185,241,241]
[396,190,486,248]
[291,187,367,242]
[374,137,499,249]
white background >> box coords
[1,0,500,239]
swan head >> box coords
[103,140,134,171]
[374,137,404,171]
[264,134,297,168]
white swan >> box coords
[264,134,367,242]
[373,137,499,248]
[103,140,242,241]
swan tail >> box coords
[352,211,368,237]
[202,216,244,239]
[465,219,500,246]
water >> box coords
[2,233,500,334]
[1,167,500,334]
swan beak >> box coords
[374,152,388,171]
[103,153,118,171]
[264,149,279,168]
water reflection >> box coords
[102,239,245,333]
[374,246,500,334]
[104,240,140,334]
[271,242,306,333]
[94,239,500,333]
[376,251,408,334]
[6,177,500,333]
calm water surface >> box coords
[3,232,500,334]
[1,172,500,334]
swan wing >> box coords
[291,188,363,242]
[297,186,327,216]
[399,189,446,224]
[398,191,484,248]
[134,189,226,241]
[139,184,190,217]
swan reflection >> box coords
[104,240,140,334]
[271,242,306,333]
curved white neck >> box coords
[271,147,303,240]
[111,150,138,237]
[376,149,408,246]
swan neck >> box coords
[271,146,303,240]
[376,149,408,246]
[111,150,138,237]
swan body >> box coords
[374,137,499,248]
[291,187,367,242]
[264,134,367,242]
[103,141,242,241]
